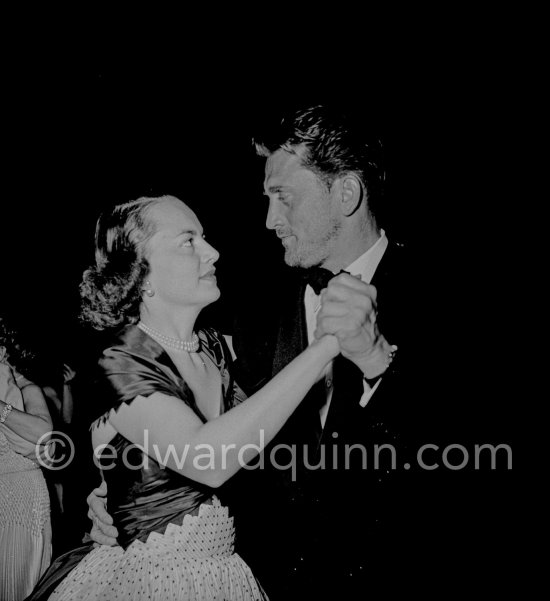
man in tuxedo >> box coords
[223,104,429,599]
[88,104,427,598]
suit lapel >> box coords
[272,276,308,376]
[271,274,326,449]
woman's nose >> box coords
[202,240,220,264]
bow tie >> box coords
[303,267,337,295]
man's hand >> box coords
[315,273,391,378]
[87,480,119,546]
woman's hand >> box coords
[63,364,76,384]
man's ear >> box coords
[339,174,363,217]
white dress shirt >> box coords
[304,231,389,428]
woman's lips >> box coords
[200,270,216,280]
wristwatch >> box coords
[363,344,398,384]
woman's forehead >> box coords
[149,198,202,234]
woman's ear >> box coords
[339,175,363,216]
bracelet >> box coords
[0,403,13,424]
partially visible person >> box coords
[0,318,53,601]
[41,363,76,429]
[38,360,78,556]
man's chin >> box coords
[283,249,301,267]
[284,250,318,269]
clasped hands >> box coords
[314,272,395,380]
[87,274,395,547]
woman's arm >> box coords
[61,364,76,425]
[61,383,74,425]
[1,383,53,444]
[106,335,338,488]
[42,385,62,418]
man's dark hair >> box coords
[254,104,385,219]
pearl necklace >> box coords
[138,322,200,353]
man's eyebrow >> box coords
[176,229,202,237]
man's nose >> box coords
[265,200,283,230]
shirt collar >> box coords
[342,229,388,285]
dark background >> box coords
[1,44,515,353]
[1,36,516,443]
[1,25,519,570]
[0,19,523,592]
[0,30,519,435]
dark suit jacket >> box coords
[226,242,432,599]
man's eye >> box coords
[182,239,193,247]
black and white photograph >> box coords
[1,24,517,600]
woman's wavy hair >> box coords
[80,197,164,331]
[0,316,38,379]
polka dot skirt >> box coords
[48,497,268,600]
